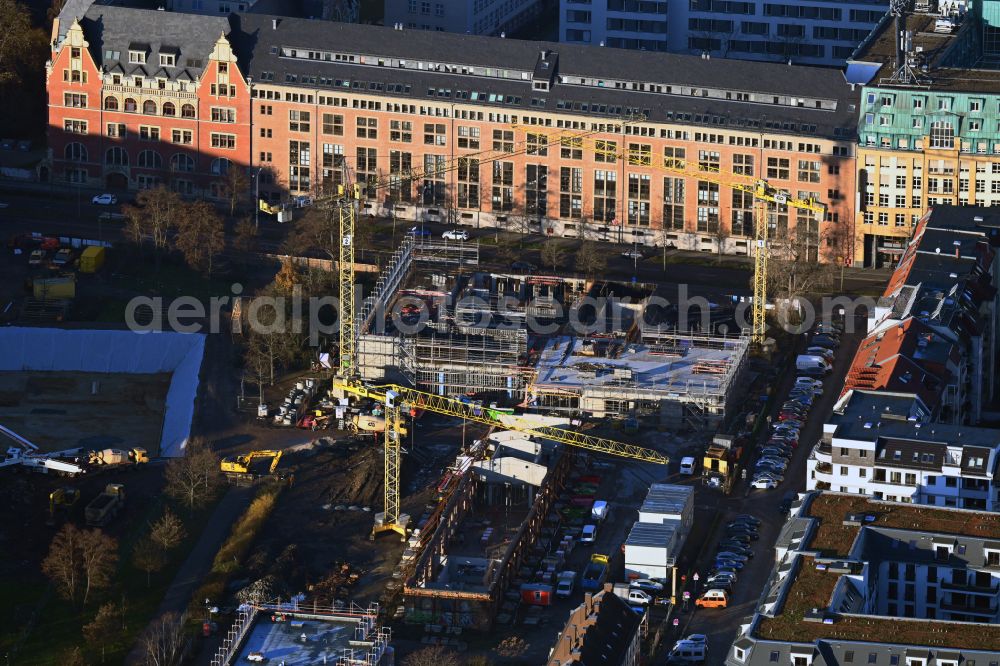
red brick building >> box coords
[48,4,859,260]
[48,5,251,196]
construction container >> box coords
[79,246,106,273]
[33,276,75,300]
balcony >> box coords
[940,600,997,615]
[815,461,833,475]
[941,579,999,594]
[102,83,197,100]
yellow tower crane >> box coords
[499,129,826,344]
[334,379,668,540]
[308,117,644,378]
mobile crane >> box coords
[333,379,668,540]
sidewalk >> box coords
[125,485,253,665]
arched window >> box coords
[64,142,88,162]
[138,150,162,169]
[142,100,157,115]
[930,121,955,149]
[170,153,195,172]
[105,146,129,166]
[104,96,119,111]
[162,102,175,117]
[124,98,137,113]
[181,104,195,119]
[211,157,230,176]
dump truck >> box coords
[79,246,106,273]
[88,447,148,467]
[47,487,80,525]
[581,553,609,591]
[85,483,125,526]
[32,276,76,300]
[702,434,744,493]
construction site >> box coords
[352,234,749,429]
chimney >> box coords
[272,18,279,30]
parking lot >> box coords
[660,319,862,665]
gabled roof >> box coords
[578,592,641,665]
[72,5,230,80]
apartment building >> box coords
[560,0,887,67]
[384,0,544,36]
[725,492,1000,665]
[47,8,858,259]
[808,390,1000,510]
[849,1,1000,267]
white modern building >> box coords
[808,390,1000,511]
[385,0,544,35]
[559,0,888,66]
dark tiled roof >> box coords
[228,13,859,139]
[579,592,641,665]
[75,5,229,80]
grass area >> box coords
[4,499,215,664]
[806,493,1000,558]
[189,484,282,614]
[757,557,1000,649]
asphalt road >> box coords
[0,184,890,298]
[659,318,862,665]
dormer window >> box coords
[159,53,175,67]
[533,81,549,91]
[129,50,146,64]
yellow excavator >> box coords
[47,487,80,525]
[220,450,283,482]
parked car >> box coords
[706,572,737,586]
[510,260,536,272]
[795,377,823,390]
[51,248,74,267]
[442,229,469,241]
[409,226,432,237]
[91,193,117,205]
[630,579,664,594]
[806,347,835,361]
[621,247,643,260]
[716,551,749,562]
[751,477,778,489]
[717,542,753,557]
[811,335,840,349]
[733,514,761,526]
[727,527,760,540]
[28,249,47,267]
[695,589,728,608]
[714,557,744,570]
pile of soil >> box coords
[326,446,384,508]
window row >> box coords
[62,143,229,174]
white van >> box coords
[580,524,598,544]
[668,641,707,662]
[680,456,697,475]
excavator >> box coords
[47,486,80,525]
[220,450,283,482]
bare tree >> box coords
[150,509,187,551]
[224,167,250,215]
[575,241,607,278]
[712,222,731,264]
[540,240,566,273]
[286,205,372,263]
[233,216,258,256]
[175,200,225,276]
[122,186,182,269]
[140,611,188,666]
[132,536,167,588]
[41,523,83,602]
[403,646,461,666]
[164,438,222,510]
[83,601,119,662]
[0,0,36,85]
[60,646,86,666]
[79,528,118,605]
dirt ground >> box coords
[0,371,171,455]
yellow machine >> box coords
[47,487,80,524]
[333,379,669,540]
[220,450,283,479]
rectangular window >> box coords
[595,139,616,163]
[797,160,820,183]
[211,107,235,123]
[733,154,754,176]
[390,120,412,142]
[526,164,548,216]
[698,150,720,171]
[63,93,87,108]
[627,143,652,166]
[289,110,311,133]
[560,166,583,219]
[355,116,377,139]
[457,126,480,149]
[322,113,344,135]
[664,146,686,169]
[139,126,160,141]
[527,133,548,156]
[560,136,582,160]
[424,123,446,146]
[594,170,617,222]
[63,119,87,134]
[211,133,236,149]
[767,157,790,179]
[458,157,480,209]
[388,150,413,202]
[493,129,514,152]
[107,123,126,138]
[663,176,685,230]
[289,140,311,191]
[491,160,514,212]
[171,129,192,144]
[627,173,650,226]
